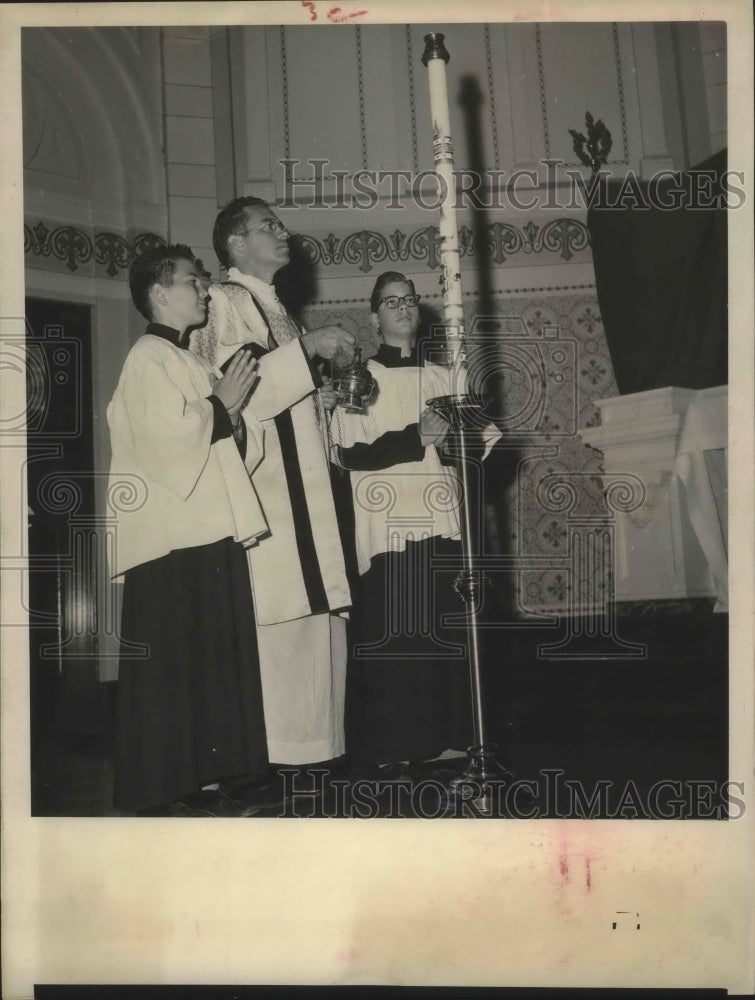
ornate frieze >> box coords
[24,217,591,278]
[24,222,166,278]
[295,218,591,274]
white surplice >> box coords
[330,360,464,575]
[107,332,267,579]
[331,359,502,575]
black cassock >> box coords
[338,342,473,765]
[114,537,269,812]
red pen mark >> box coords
[327,6,369,22]
[559,851,569,883]
[302,1,318,21]
[584,856,592,891]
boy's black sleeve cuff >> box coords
[339,423,425,471]
[208,394,234,443]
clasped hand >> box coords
[213,350,259,418]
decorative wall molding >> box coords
[405,25,419,173]
[483,24,500,170]
[280,26,291,163]
[296,218,591,274]
[300,283,596,307]
[24,221,166,278]
[535,24,551,160]
[611,22,630,164]
[355,26,368,171]
[23,215,590,280]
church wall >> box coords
[21,20,725,623]
[672,21,727,167]
[22,27,169,680]
[162,26,219,277]
[22,26,168,463]
[214,21,699,616]
[699,22,727,157]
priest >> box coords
[191,197,356,769]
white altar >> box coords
[580,386,728,610]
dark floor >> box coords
[30,611,729,820]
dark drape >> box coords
[587,150,728,395]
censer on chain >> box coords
[331,347,376,413]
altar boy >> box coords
[107,244,267,815]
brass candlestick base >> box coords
[449,743,512,817]
[426,392,486,429]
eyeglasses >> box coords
[239,219,289,238]
[378,294,421,309]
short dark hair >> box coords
[128,243,196,321]
[213,196,269,269]
[369,271,416,313]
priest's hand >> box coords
[214,350,259,417]
[419,408,450,447]
[318,377,339,412]
[301,325,356,362]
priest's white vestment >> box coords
[190,271,351,764]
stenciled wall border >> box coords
[296,217,591,274]
[23,217,591,278]
[24,222,166,278]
